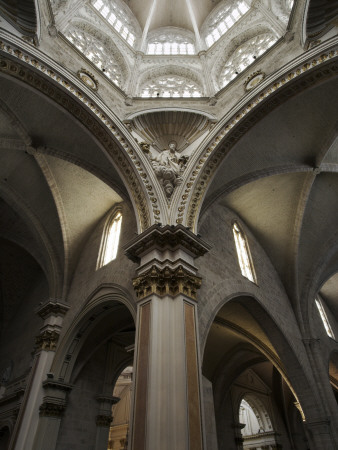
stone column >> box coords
[125,224,211,450]
[95,395,120,450]
[9,300,69,450]
[32,380,73,450]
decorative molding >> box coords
[96,414,113,427]
[0,45,154,229]
[133,265,202,300]
[36,300,70,319]
[294,401,306,422]
[182,48,338,230]
[42,380,73,392]
[35,330,60,352]
[39,401,66,418]
[124,224,211,264]
[77,68,98,91]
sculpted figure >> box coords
[140,141,189,197]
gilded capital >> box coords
[35,330,60,352]
[133,265,202,301]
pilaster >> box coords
[125,224,211,450]
[9,300,69,450]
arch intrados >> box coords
[186,58,338,232]
[0,68,145,229]
[202,294,311,407]
[51,286,136,382]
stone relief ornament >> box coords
[77,68,98,90]
[141,141,189,198]
[244,70,266,91]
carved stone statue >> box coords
[140,141,189,198]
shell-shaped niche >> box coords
[125,109,217,152]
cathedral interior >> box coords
[0,0,338,449]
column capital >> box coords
[96,414,113,427]
[39,399,66,418]
[34,330,60,352]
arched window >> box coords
[97,209,122,269]
[140,75,203,98]
[203,1,250,48]
[315,297,335,339]
[92,0,137,47]
[146,29,195,55]
[220,33,277,88]
[65,26,123,86]
[233,221,256,283]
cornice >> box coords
[124,224,211,263]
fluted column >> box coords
[125,224,211,450]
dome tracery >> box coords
[220,32,277,88]
[65,22,128,88]
[138,66,204,98]
[52,0,295,98]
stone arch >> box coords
[201,294,325,432]
[48,285,136,449]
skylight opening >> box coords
[93,0,136,47]
[147,41,196,55]
[205,1,249,48]
[315,298,335,339]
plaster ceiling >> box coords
[122,0,222,33]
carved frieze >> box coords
[133,265,202,300]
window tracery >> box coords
[65,26,123,86]
[147,29,195,55]
[140,75,203,98]
[203,1,250,48]
[233,221,256,283]
[315,298,335,339]
[97,209,122,269]
[220,33,277,88]
[92,0,137,47]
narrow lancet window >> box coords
[97,210,122,269]
[233,222,256,283]
[315,298,335,338]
